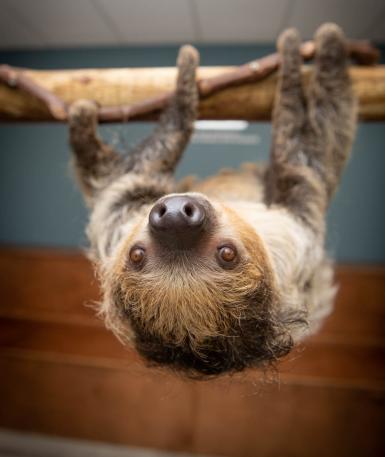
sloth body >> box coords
[69,24,356,378]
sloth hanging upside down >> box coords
[68,23,357,378]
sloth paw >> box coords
[314,23,347,68]
[277,27,301,55]
[177,44,200,70]
[68,99,99,125]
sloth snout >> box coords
[149,195,206,249]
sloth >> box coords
[69,23,356,378]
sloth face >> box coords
[107,193,295,378]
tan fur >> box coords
[192,163,266,202]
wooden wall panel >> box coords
[193,381,385,457]
[318,266,385,344]
[0,355,195,452]
[0,318,129,362]
[0,318,384,385]
[0,246,384,456]
[1,355,384,457]
[0,247,100,324]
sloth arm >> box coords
[69,45,199,205]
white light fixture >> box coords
[194,121,249,131]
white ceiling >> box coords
[0,0,384,49]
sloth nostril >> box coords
[158,204,167,217]
[183,203,194,218]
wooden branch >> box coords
[0,40,383,123]
[0,64,67,120]
[198,40,380,97]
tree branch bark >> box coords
[0,40,383,123]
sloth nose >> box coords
[149,196,206,248]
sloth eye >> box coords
[219,246,236,262]
[217,245,237,266]
[129,246,146,265]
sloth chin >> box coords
[108,264,307,379]
[125,297,304,379]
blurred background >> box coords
[0,1,384,456]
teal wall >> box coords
[0,45,384,263]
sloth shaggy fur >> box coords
[68,24,356,379]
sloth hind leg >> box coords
[267,25,356,229]
[306,23,357,199]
